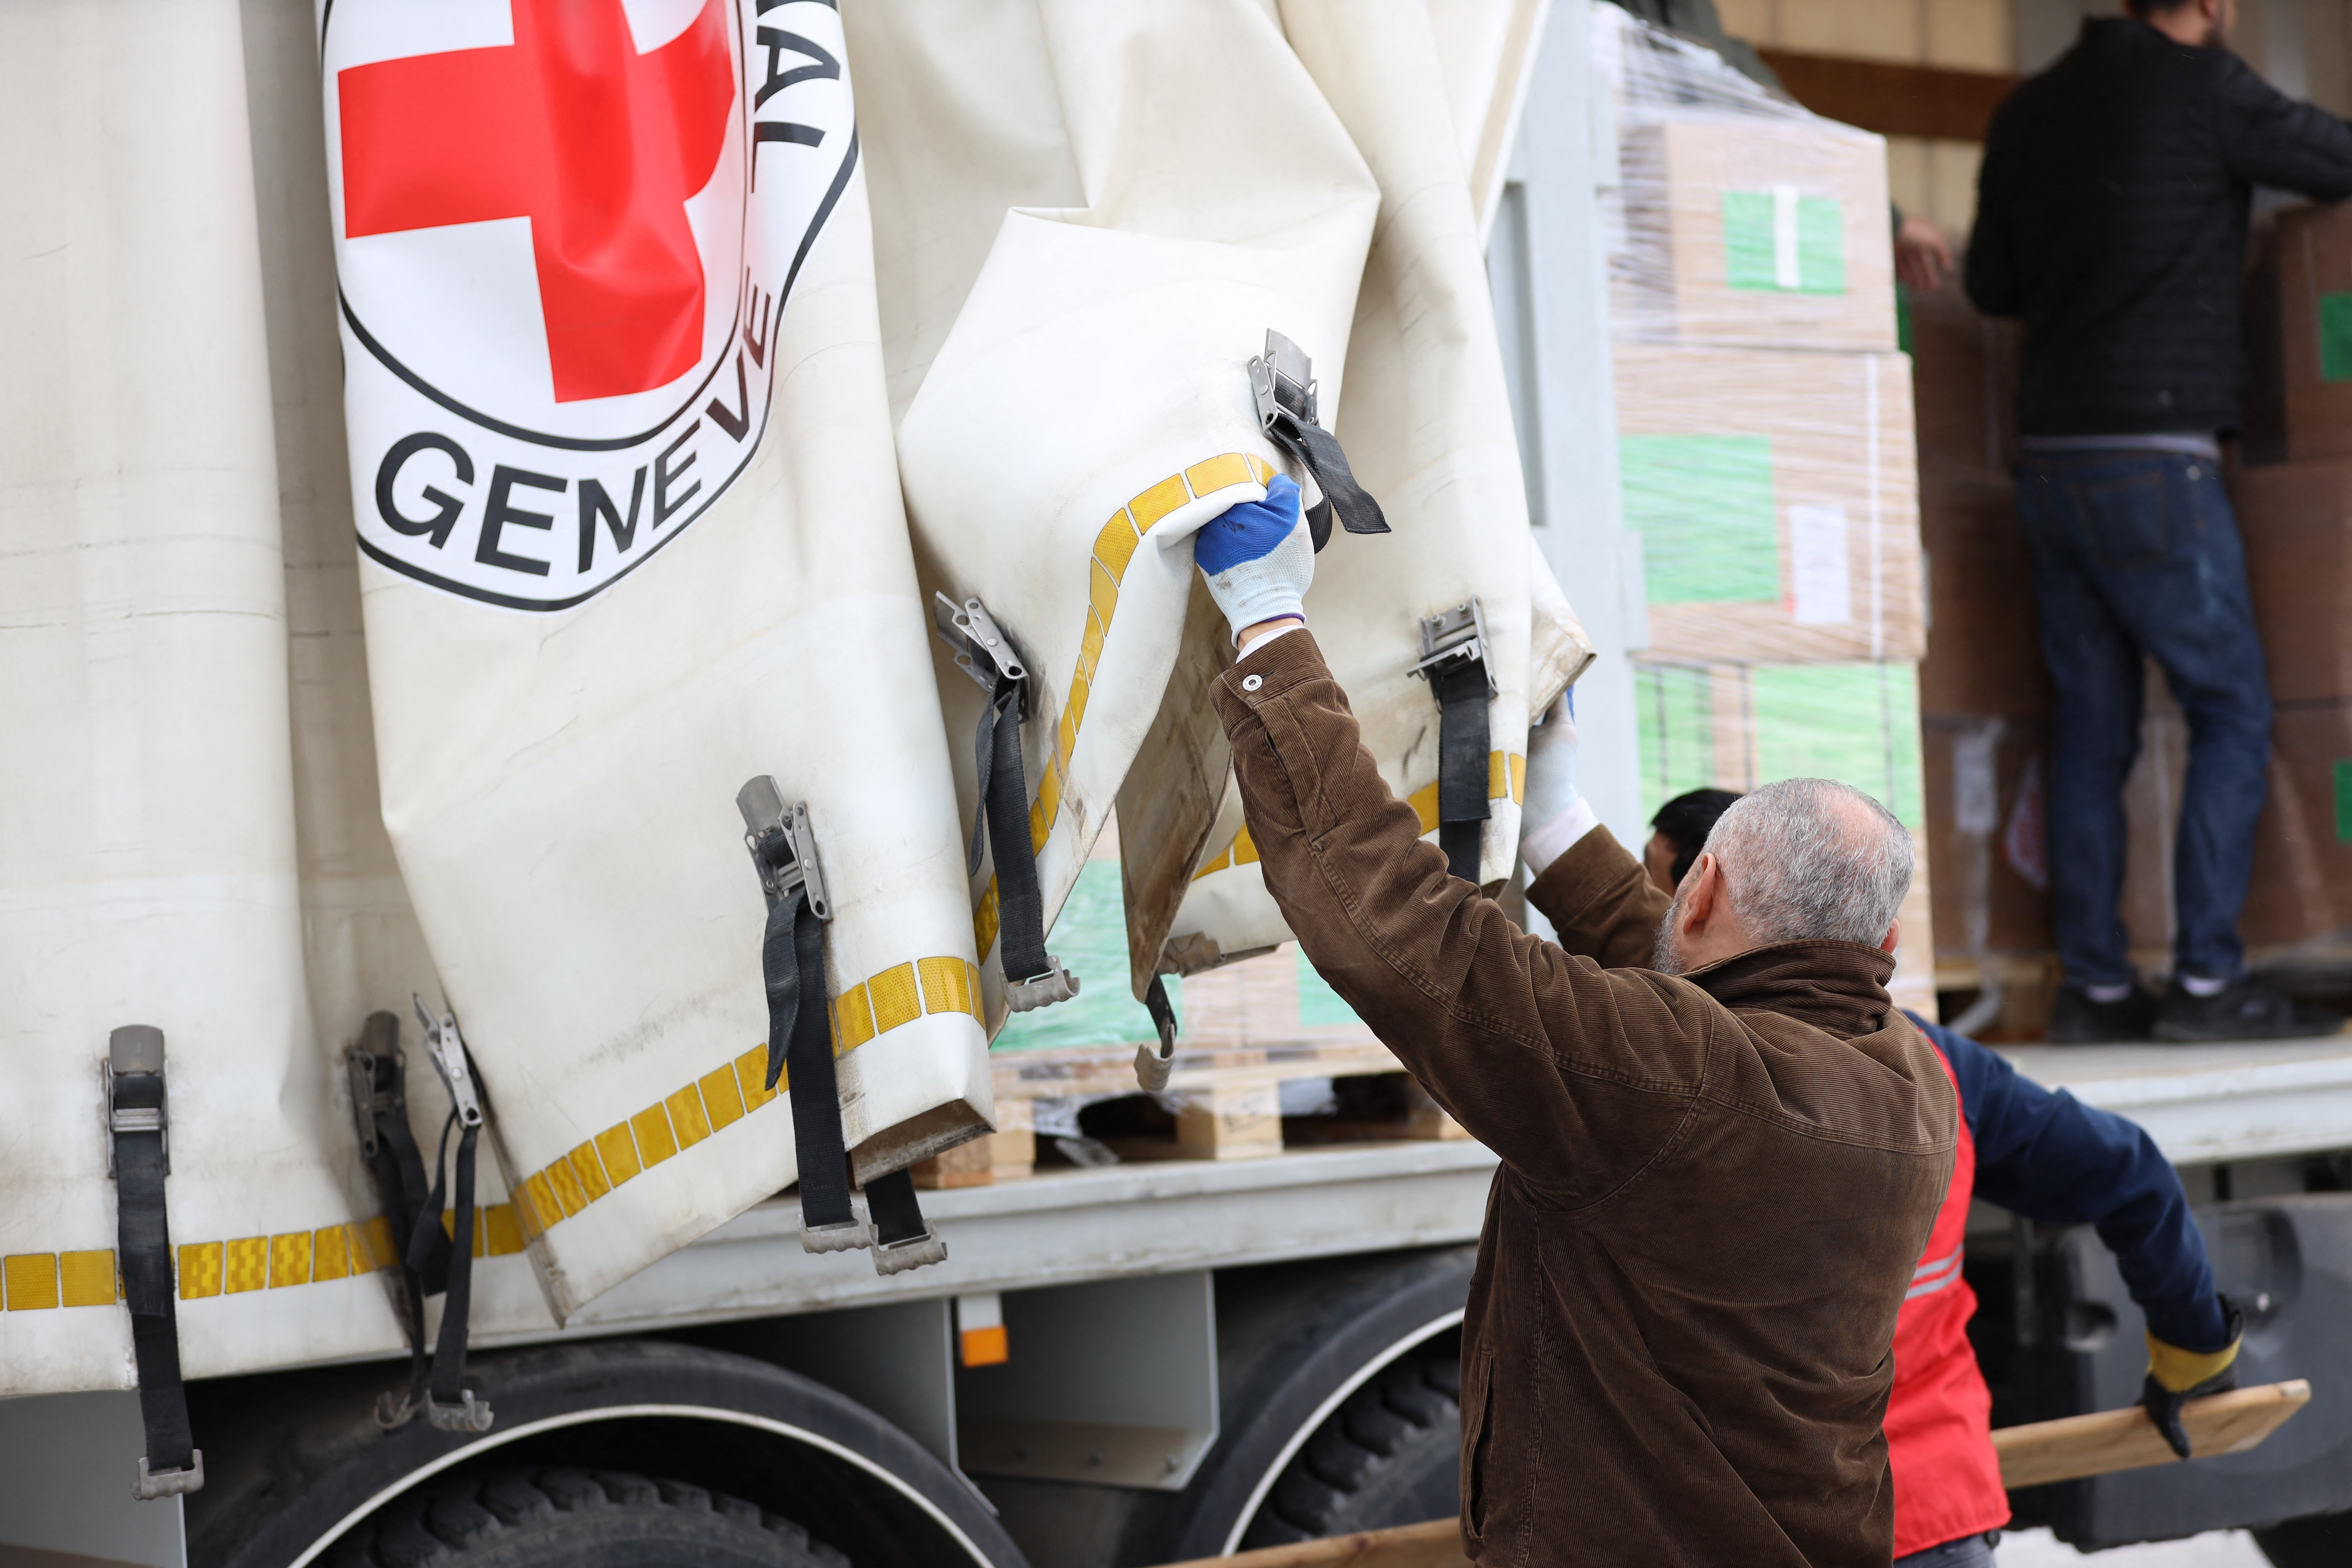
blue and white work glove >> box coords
[1518,692,1597,875]
[1195,474,1312,645]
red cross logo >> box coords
[339,0,737,405]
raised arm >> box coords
[1212,631,1718,1200]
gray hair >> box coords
[1701,778,1912,946]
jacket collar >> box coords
[1682,940,1898,1040]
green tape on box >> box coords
[1636,662,1720,823]
[1723,190,1845,294]
[2334,759,2352,842]
[1634,661,1924,832]
[1620,435,1778,605]
[991,860,1182,1051]
[2320,294,2352,383]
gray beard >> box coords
[1650,890,1690,974]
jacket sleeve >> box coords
[1905,1013,2230,1351]
[2214,54,2352,199]
[1526,823,1672,971]
[1965,101,2023,318]
[1215,633,1721,1203]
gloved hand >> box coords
[1195,473,1311,644]
[1521,692,1580,829]
[2141,1298,2243,1459]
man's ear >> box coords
[1879,917,1901,955]
[1679,853,1720,933]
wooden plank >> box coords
[1754,48,2013,142]
[1175,1084,1284,1161]
[1152,1518,1464,1568]
[1993,1380,2311,1490]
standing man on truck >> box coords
[1189,481,1958,1566]
[1968,0,2352,1042]
[1637,783,2246,1566]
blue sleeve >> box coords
[1902,1011,2230,1352]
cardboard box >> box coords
[2232,458,2352,705]
[1907,282,2020,482]
[1617,116,1898,353]
[2263,200,2352,461]
[1632,656,1937,1012]
[1922,714,2053,968]
[1918,476,2048,719]
[2244,700,2352,953]
[1616,344,1924,664]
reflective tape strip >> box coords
[1906,1247,1966,1301]
[974,454,1267,956]
[504,954,979,1238]
[1193,753,1526,880]
[1913,1247,1963,1280]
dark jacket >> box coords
[1968,18,2352,437]
[1906,1012,2228,1349]
[1214,632,1957,1567]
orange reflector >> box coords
[960,1324,1010,1368]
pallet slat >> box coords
[1993,1379,2311,1490]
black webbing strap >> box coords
[865,1168,928,1247]
[108,1026,200,1498]
[1263,412,1388,553]
[1431,657,1493,883]
[762,882,858,1234]
[976,669,1052,984]
[1134,973,1181,1092]
[426,1113,483,1426]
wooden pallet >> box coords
[909,1038,1470,1189]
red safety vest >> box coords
[1887,1049,2010,1557]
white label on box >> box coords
[1788,501,1852,625]
[1772,184,1802,290]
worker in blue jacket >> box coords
[1637,787,2241,1563]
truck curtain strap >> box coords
[369,999,497,1434]
[107,1025,202,1500]
[1413,602,1498,884]
[1249,329,1389,552]
[737,778,946,1274]
[934,594,1078,1013]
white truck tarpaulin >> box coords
[324,0,987,1318]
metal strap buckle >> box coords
[933,593,1029,702]
[1249,329,1318,433]
[133,1451,204,1501]
[1004,960,1081,1013]
[412,997,483,1130]
[736,777,831,921]
[1410,600,1498,695]
[104,1026,169,1177]
[873,1226,949,1276]
[424,1390,496,1434]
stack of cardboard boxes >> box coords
[1602,15,1938,1011]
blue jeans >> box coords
[1895,1532,2000,1566]
[2013,451,2273,989]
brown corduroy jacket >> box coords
[1213,632,1958,1567]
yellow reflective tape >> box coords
[1234,826,1260,866]
[737,1044,780,1109]
[870,962,923,1034]
[1405,780,1440,834]
[1130,474,1191,532]
[519,1173,559,1236]
[268,1231,312,1289]
[1094,510,1142,582]
[1056,707,1079,778]
[565,1142,610,1202]
[1087,559,1118,633]
[966,960,984,1016]
[544,1151,586,1216]
[224,1237,268,1295]
[1186,452,1256,499]
[699,1062,746,1132]
[973,884,1000,960]
[1488,751,1508,802]
[1078,609,1107,686]
[590,1120,640,1186]
[310,1226,349,1283]
[1246,454,1276,484]
[631,1103,680,1168]
[1192,847,1232,880]
[836,984,877,1051]
[486,1204,525,1256]
[1032,769,1060,850]
[178,1242,223,1300]
[4,1253,57,1310]
[668,1084,713,1148]
[359,1216,398,1271]
[59,1250,115,1306]
[1508,752,1525,804]
[919,955,968,1016]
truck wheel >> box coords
[2255,1510,2352,1567]
[325,1466,846,1568]
[1240,1340,1458,1546]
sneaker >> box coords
[2045,985,2160,1043]
[2153,978,2345,1043]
